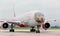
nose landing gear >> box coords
[36,25,41,33]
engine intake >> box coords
[42,22,50,30]
[2,23,9,29]
[45,23,50,29]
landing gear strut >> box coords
[30,26,36,32]
[9,24,14,32]
[36,25,41,33]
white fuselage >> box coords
[17,11,44,27]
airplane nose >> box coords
[40,18,44,22]
[34,17,44,23]
[35,18,41,23]
[34,12,45,23]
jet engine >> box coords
[2,23,9,29]
[42,22,50,30]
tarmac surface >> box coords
[0,30,60,36]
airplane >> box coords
[0,10,50,33]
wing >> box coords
[0,20,20,24]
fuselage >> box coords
[17,11,45,27]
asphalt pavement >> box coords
[0,30,60,36]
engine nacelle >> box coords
[2,23,9,29]
[42,22,50,30]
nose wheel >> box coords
[36,25,41,33]
[36,30,40,33]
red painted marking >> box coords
[42,23,45,28]
[18,24,25,27]
[42,23,47,30]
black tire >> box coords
[36,30,40,33]
[30,29,36,32]
[9,29,14,32]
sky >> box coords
[0,0,60,26]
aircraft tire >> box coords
[36,30,40,33]
[30,29,36,32]
[9,29,14,32]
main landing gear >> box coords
[30,26,36,32]
[9,24,14,32]
[36,25,41,33]
[30,25,41,33]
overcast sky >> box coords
[0,0,60,21]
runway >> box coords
[0,30,60,36]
